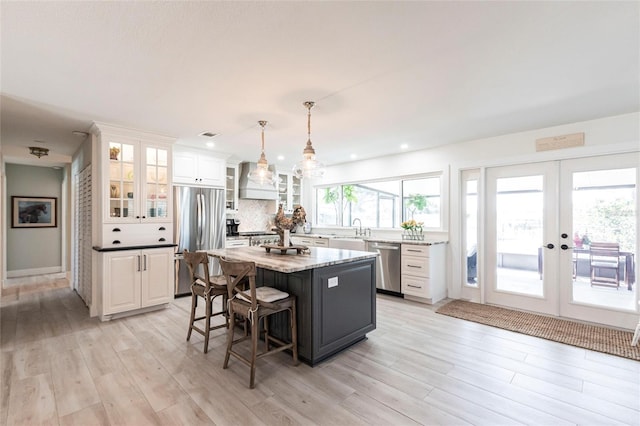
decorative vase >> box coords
[109,147,120,160]
[110,184,120,198]
[402,228,424,241]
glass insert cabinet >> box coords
[107,140,170,222]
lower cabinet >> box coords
[401,243,446,304]
[100,246,174,319]
[290,236,329,247]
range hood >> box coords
[238,162,278,200]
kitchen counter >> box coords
[206,246,377,366]
[296,234,448,246]
[207,246,376,273]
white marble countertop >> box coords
[292,234,448,246]
[206,246,378,274]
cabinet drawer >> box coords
[401,255,429,277]
[313,239,329,247]
[402,275,431,298]
[102,223,172,247]
[402,244,430,257]
[291,237,328,247]
[225,238,250,248]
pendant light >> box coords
[247,120,276,186]
[293,101,325,179]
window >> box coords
[315,173,443,229]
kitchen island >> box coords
[206,246,377,366]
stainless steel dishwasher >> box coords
[366,241,401,294]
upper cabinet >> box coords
[277,171,302,213]
[107,141,171,223]
[92,122,175,249]
[173,148,226,188]
[226,163,239,213]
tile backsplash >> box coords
[232,199,276,232]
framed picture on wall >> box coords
[11,196,57,228]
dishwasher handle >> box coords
[370,244,400,250]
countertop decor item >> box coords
[401,219,424,240]
[274,204,306,246]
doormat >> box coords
[436,300,640,361]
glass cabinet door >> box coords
[278,173,289,211]
[144,146,169,219]
[226,166,236,211]
[291,175,301,208]
[108,141,136,220]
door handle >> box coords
[560,244,574,250]
[545,243,555,249]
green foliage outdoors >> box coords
[322,185,358,225]
[574,197,635,252]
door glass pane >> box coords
[495,175,544,296]
[464,177,478,286]
[571,168,636,309]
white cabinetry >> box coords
[100,247,174,319]
[401,244,446,304]
[173,148,225,187]
[225,163,239,212]
[225,238,250,248]
[291,236,329,247]
[92,123,174,249]
[276,172,302,213]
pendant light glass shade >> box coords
[293,101,325,179]
[248,120,276,186]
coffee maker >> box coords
[226,218,239,236]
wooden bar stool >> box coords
[183,250,228,353]
[219,258,298,389]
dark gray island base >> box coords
[206,247,377,366]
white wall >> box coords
[303,112,640,300]
[5,164,65,275]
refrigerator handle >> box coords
[200,191,207,249]
[196,193,203,249]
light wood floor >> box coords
[1,282,639,426]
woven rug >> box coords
[436,300,640,361]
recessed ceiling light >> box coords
[400,144,409,150]
[277,155,285,161]
[199,131,217,138]
[350,154,357,160]
[206,142,215,148]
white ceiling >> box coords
[1,1,638,169]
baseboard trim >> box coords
[7,266,64,278]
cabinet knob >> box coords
[113,240,121,244]
[112,228,121,232]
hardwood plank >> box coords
[6,373,58,425]
[0,351,14,425]
[444,361,620,425]
[156,396,215,426]
[3,285,639,426]
[50,348,101,417]
[94,371,161,425]
[512,373,639,424]
[324,362,468,425]
[58,402,110,426]
[340,391,421,425]
[117,348,189,412]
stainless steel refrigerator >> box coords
[173,186,225,296]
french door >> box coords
[485,153,638,329]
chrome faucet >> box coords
[352,218,363,236]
